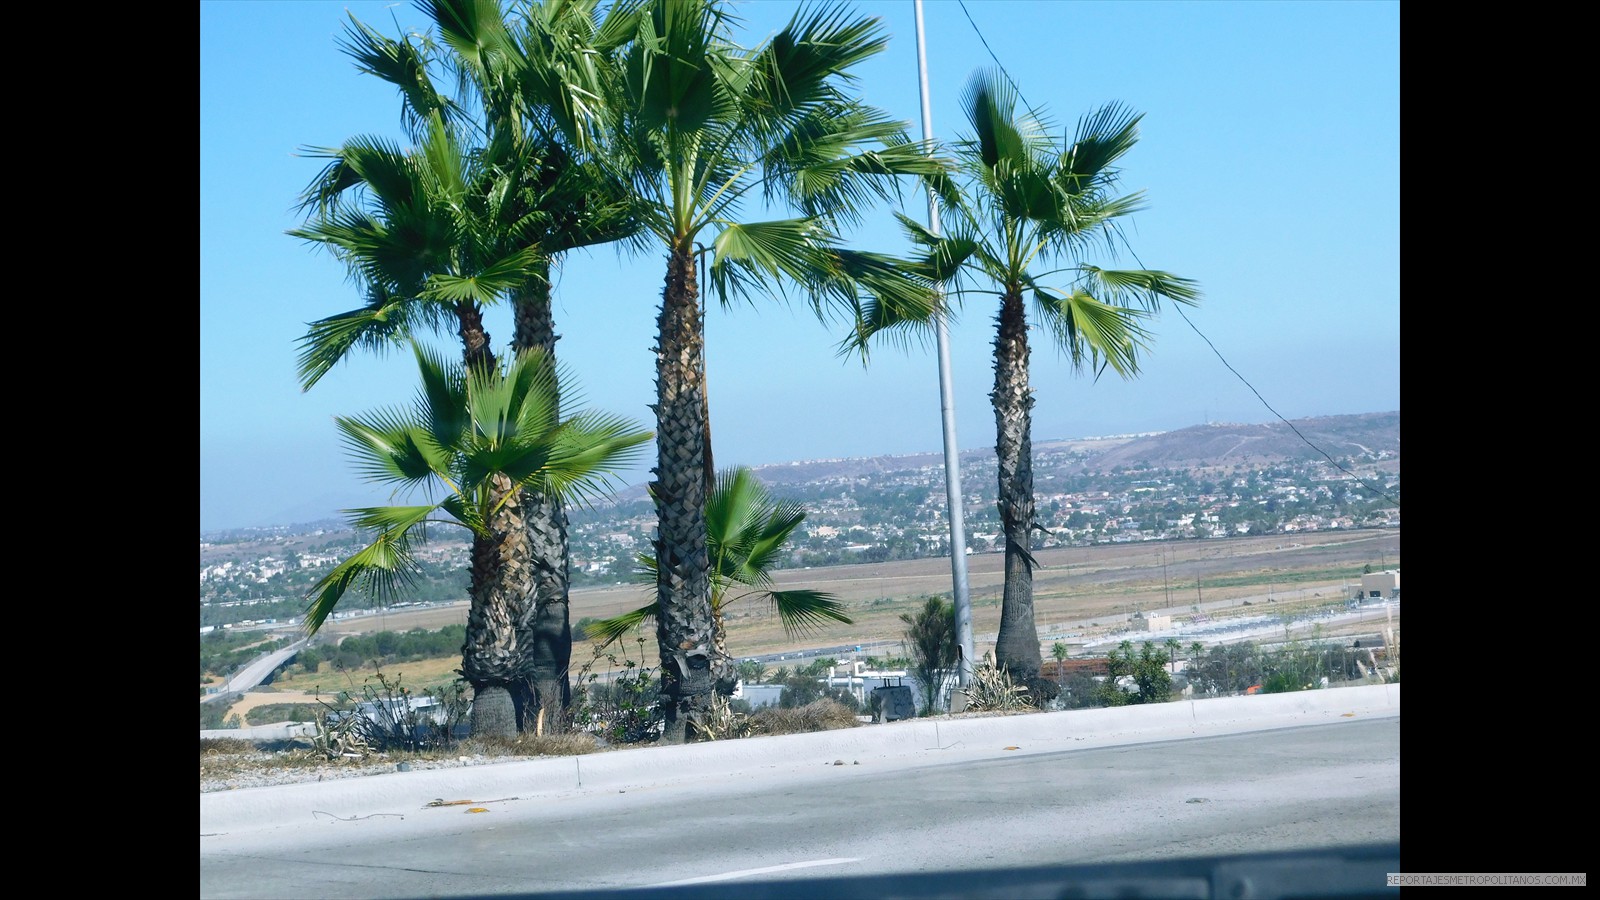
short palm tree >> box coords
[612,0,946,742]
[302,341,651,738]
[900,596,958,713]
[295,0,644,731]
[865,71,1199,691]
[588,466,851,653]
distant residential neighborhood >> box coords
[200,415,1398,630]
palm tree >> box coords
[900,596,958,714]
[295,0,643,731]
[1051,640,1069,682]
[588,466,852,652]
[302,341,651,737]
[1165,637,1181,674]
[866,71,1199,692]
[610,0,946,741]
[735,659,768,685]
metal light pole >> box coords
[914,0,974,686]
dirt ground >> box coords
[225,529,1399,722]
[299,528,1399,658]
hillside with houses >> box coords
[201,412,1399,629]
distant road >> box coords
[201,639,306,704]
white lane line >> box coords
[651,857,862,887]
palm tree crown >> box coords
[303,341,650,737]
[304,342,651,635]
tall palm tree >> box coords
[295,0,643,731]
[303,341,651,737]
[587,466,852,653]
[609,0,946,741]
[864,71,1199,693]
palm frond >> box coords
[335,406,449,485]
[424,0,519,84]
[295,289,416,391]
[588,602,657,648]
[623,0,723,134]
[534,411,653,507]
[762,102,938,225]
[406,338,469,448]
[746,2,887,123]
[302,520,428,634]
[768,589,853,635]
[1030,285,1153,378]
[707,217,821,305]
[1060,101,1142,192]
[421,245,547,304]
[1075,265,1202,311]
[815,246,942,360]
[961,69,1031,171]
[338,13,451,139]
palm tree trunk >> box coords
[461,474,536,739]
[512,270,573,734]
[652,247,726,743]
[454,301,495,370]
[448,299,529,736]
[991,288,1045,687]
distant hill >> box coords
[208,411,1398,535]
[741,411,1399,486]
[1085,411,1399,471]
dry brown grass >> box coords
[199,731,607,789]
[748,699,860,736]
[266,531,1398,665]
[456,732,604,758]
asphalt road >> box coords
[202,638,307,704]
[201,697,1399,899]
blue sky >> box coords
[199,0,1399,533]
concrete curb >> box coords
[200,683,1397,838]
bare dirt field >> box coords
[301,528,1399,661]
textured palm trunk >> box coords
[462,473,537,738]
[511,270,573,734]
[991,289,1044,685]
[448,302,533,736]
[454,301,494,370]
[652,247,727,743]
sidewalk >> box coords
[201,682,1399,838]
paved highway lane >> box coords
[200,716,1398,899]
[202,639,307,704]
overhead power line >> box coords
[954,0,1399,508]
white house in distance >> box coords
[1359,570,1400,599]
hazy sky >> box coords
[199,0,1399,533]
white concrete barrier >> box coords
[201,683,1398,838]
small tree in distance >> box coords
[900,596,958,713]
